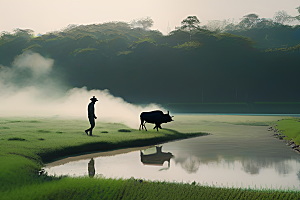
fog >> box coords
[0,51,163,128]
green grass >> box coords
[8,137,26,141]
[118,129,132,132]
[0,117,299,199]
[101,131,108,133]
[276,118,300,144]
[229,121,275,126]
[2,176,300,200]
[0,127,10,129]
[37,130,51,133]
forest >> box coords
[1,10,300,113]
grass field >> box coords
[276,118,300,144]
[1,116,300,199]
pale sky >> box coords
[0,0,299,35]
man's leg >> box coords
[85,123,91,135]
[89,118,95,136]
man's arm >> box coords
[93,104,97,119]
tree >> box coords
[238,13,259,29]
[130,17,154,30]
[254,18,275,29]
[12,28,34,38]
[61,24,79,32]
[204,19,232,32]
[181,16,200,41]
[273,10,294,24]
[0,31,15,45]
[296,6,300,21]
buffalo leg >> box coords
[154,123,159,131]
[139,122,143,130]
[139,119,145,131]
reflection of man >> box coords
[88,158,95,177]
[85,96,98,136]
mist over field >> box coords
[0,51,162,128]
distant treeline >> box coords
[0,21,300,105]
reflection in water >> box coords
[44,146,300,190]
[241,159,260,174]
[275,160,293,175]
[175,154,298,176]
[44,115,300,190]
[239,157,296,175]
[181,155,201,174]
[140,146,173,169]
[88,158,95,177]
[297,171,300,181]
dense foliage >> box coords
[0,21,300,106]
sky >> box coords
[1,0,299,35]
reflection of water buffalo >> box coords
[139,110,173,131]
[140,146,173,167]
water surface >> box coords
[44,115,300,190]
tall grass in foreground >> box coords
[2,177,300,200]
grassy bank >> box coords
[0,117,299,199]
[276,118,300,144]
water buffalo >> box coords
[140,146,173,167]
[139,110,173,131]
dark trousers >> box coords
[86,117,95,136]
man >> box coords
[85,96,98,136]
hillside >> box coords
[226,25,300,50]
[0,22,300,112]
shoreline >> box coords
[272,118,300,154]
[39,130,209,164]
